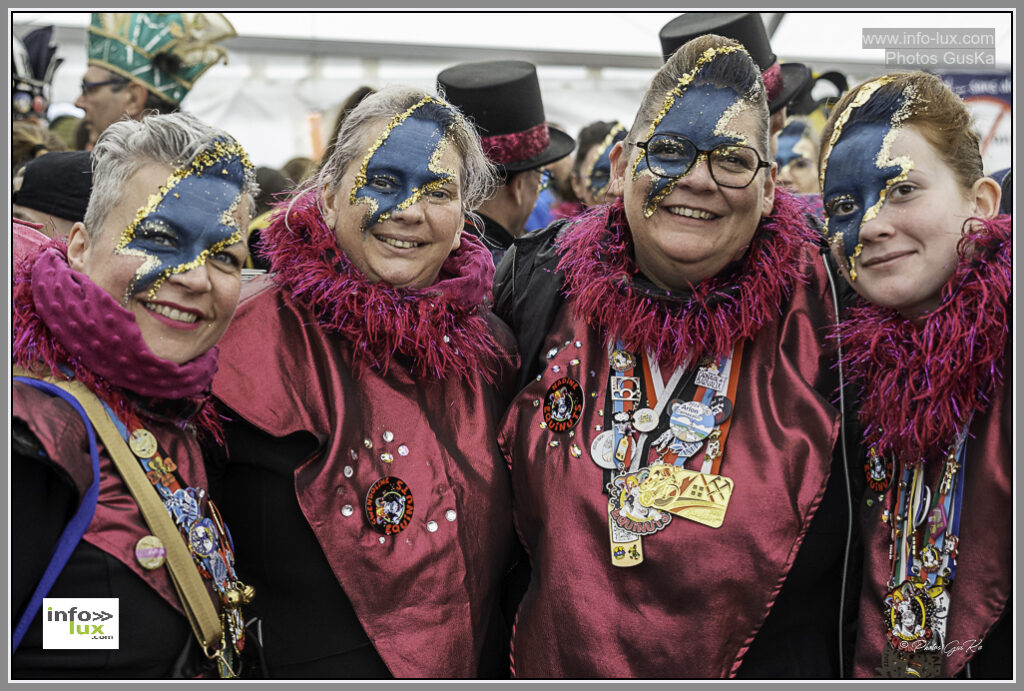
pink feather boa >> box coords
[557,190,822,370]
[12,240,224,440]
[835,215,1011,464]
[260,190,509,383]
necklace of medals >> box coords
[876,425,968,679]
[598,339,743,568]
[99,401,251,678]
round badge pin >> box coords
[135,535,167,570]
[364,476,415,535]
[589,430,617,469]
[632,407,659,433]
[865,448,895,493]
[609,349,637,372]
[129,428,158,459]
[669,401,716,442]
[188,519,218,557]
[708,395,733,426]
[543,377,585,432]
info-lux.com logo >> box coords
[42,598,119,650]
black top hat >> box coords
[658,12,812,115]
[437,60,576,174]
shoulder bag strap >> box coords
[11,368,224,657]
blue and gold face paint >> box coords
[820,77,918,280]
[632,45,758,218]
[115,137,253,302]
[349,97,459,230]
[588,123,626,199]
[775,121,807,169]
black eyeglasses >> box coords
[636,133,771,189]
[80,77,131,96]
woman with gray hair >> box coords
[494,34,855,677]
[13,112,258,678]
[210,86,518,678]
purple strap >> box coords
[12,378,101,653]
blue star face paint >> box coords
[588,124,627,199]
[820,77,918,280]
[631,45,758,218]
[116,137,253,301]
[349,97,458,230]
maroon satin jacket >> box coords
[212,276,517,677]
[13,382,218,614]
[852,345,1012,678]
[499,249,842,678]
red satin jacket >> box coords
[499,249,843,678]
[212,276,518,677]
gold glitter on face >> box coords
[113,138,254,301]
[821,77,920,281]
[629,45,763,218]
[348,96,459,229]
[860,84,919,227]
[819,77,894,193]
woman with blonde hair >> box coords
[211,86,518,678]
[495,34,852,678]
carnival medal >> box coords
[636,463,733,528]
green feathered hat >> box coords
[86,13,236,106]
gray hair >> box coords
[83,111,259,236]
[624,34,770,161]
[298,84,497,226]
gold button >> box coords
[129,429,158,458]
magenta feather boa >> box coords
[260,190,508,383]
[835,215,1011,464]
[557,190,822,370]
[13,240,224,440]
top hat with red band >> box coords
[437,60,576,173]
[658,12,812,115]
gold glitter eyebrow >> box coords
[113,138,254,301]
[819,77,918,280]
[350,95,460,225]
[631,45,748,179]
[630,45,759,218]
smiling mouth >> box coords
[144,302,199,324]
[861,251,914,268]
[665,205,718,220]
[375,234,423,249]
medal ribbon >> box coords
[97,401,247,674]
[691,343,744,475]
[889,427,968,589]
[608,339,646,476]
[636,350,687,471]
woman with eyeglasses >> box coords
[493,34,853,678]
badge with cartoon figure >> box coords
[607,499,644,568]
[883,579,947,655]
[543,376,584,432]
[364,476,415,535]
[610,348,637,372]
[865,446,895,493]
[607,468,672,537]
